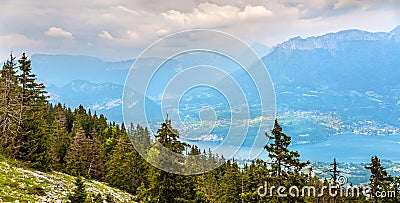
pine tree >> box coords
[193,175,212,203]
[66,127,90,177]
[87,130,105,181]
[241,160,270,202]
[69,176,87,203]
[105,125,150,194]
[50,103,71,171]
[138,118,194,202]
[215,160,242,202]
[365,156,392,203]
[0,53,20,155]
[65,126,104,180]
[22,117,53,171]
[155,118,191,202]
[155,117,187,154]
[265,119,309,177]
[16,53,52,171]
[264,119,310,202]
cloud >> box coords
[0,34,42,47]
[161,3,272,27]
[127,30,140,40]
[282,0,400,19]
[0,33,44,60]
[282,0,337,19]
[97,30,140,44]
[0,0,399,61]
[157,29,169,37]
[113,5,138,15]
[98,31,113,40]
[44,27,74,39]
[239,5,273,19]
[334,0,362,10]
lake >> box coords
[292,133,400,163]
[188,133,400,163]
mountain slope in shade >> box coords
[250,42,271,57]
[47,80,160,123]
[47,80,124,122]
[31,54,132,86]
[263,25,400,137]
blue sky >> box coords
[1,0,399,61]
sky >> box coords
[0,0,399,61]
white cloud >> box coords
[113,5,138,15]
[282,0,337,18]
[127,30,140,40]
[0,33,44,60]
[0,0,399,60]
[97,30,140,44]
[44,27,74,39]
[334,0,361,10]
[157,29,169,37]
[0,34,42,47]
[98,31,113,40]
[161,3,272,27]
[239,5,273,19]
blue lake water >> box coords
[188,133,400,163]
[291,134,400,163]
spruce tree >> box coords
[155,117,187,154]
[215,160,242,202]
[87,130,105,181]
[241,160,269,202]
[105,125,150,194]
[16,53,52,171]
[139,118,194,202]
[69,176,87,203]
[66,127,90,177]
[264,119,310,202]
[50,103,71,171]
[265,119,309,177]
[0,53,20,155]
[65,126,104,180]
[365,156,392,203]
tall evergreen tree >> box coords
[87,129,105,181]
[264,119,310,202]
[365,156,392,203]
[106,124,150,194]
[215,160,242,202]
[265,119,309,177]
[0,53,20,155]
[66,127,90,177]
[50,103,71,171]
[155,117,187,154]
[65,126,104,180]
[16,53,52,171]
[68,176,87,203]
[241,160,270,202]
[138,118,196,202]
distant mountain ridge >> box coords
[274,25,400,52]
[47,80,124,122]
[31,54,132,86]
[30,25,400,145]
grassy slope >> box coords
[0,154,135,202]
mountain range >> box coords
[31,26,400,145]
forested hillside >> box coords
[1,53,400,202]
